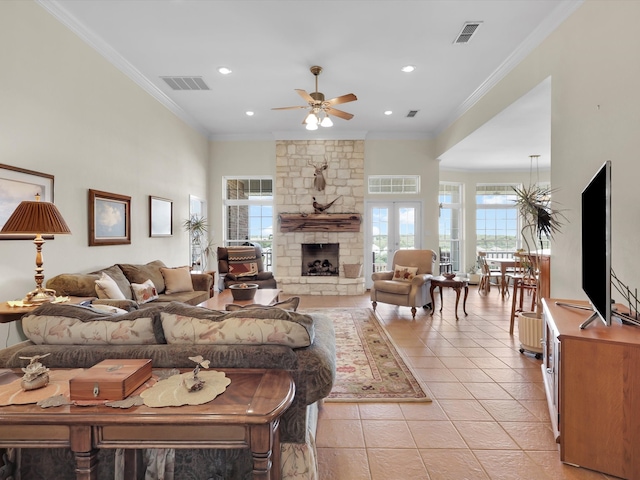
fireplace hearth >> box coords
[302,243,339,276]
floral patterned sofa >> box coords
[0,300,336,480]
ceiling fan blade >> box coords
[271,105,308,110]
[325,107,354,120]
[326,93,357,106]
[296,89,314,103]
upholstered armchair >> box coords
[217,244,277,290]
[371,249,437,319]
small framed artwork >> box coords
[0,164,55,240]
[88,189,131,246]
[149,196,173,237]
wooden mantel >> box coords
[279,213,361,232]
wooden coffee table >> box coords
[430,276,469,320]
[198,289,281,311]
[0,368,294,480]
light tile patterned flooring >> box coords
[291,288,618,480]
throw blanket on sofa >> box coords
[227,246,259,277]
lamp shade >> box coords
[1,199,71,235]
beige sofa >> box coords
[46,260,213,310]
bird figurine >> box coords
[312,196,341,214]
[19,353,51,391]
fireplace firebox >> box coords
[301,243,339,276]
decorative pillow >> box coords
[160,266,194,294]
[160,301,314,347]
[393,265,418,282]
[92,265,133,300]
[95,272,126,300]
[118,260,166,294]
[21,303,162,345]
[45,273,100,297]
[227,246,259,278]
[131,279,159,304]
[225,296,300,312]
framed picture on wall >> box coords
[0,164,55,240]
[149,196,173,237]
[88,189,131,246]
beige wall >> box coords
[436,0,640,300]
[0,2,209,343]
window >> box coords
[368,175,420,194]
[475,184,519,255]
[438,182,462,271]
[224,177,274,270]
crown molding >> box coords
[36,0,210,138]
[435,0,584,135]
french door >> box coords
[365,201,422,289]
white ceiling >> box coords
[39,0,580,171]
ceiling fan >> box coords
[272,66,357,130]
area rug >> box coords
[303,308,431,402]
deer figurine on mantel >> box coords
[308,156,328,191]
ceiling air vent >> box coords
[160,76,210,91]
[454,22,482,44]
[407,110,419,118]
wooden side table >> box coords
[430,276,469,320]
[0,297,95,324]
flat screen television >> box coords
[580,160,612,328]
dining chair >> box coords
[477,251,503,296]
[506,252,539,334]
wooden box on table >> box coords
[69,359,152,401]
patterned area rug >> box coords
[304,308,431,402]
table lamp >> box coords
[1,194,71,304]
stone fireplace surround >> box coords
[275,140,365,295]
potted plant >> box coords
[183,215,215,271]
[467,262,481,285]
[513,183,565,312]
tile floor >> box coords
[290,288,618,480]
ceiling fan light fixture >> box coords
[320,115,333,127]
[305,122,319,131]
[304,111,318,125]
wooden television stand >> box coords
[542,298,640,479]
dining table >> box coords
[486,257,517,298]
[487,251,551,299]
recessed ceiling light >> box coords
[401,65,416,73]
[218,67,232,75]
[384,110,393,116]
[245,111,254,116]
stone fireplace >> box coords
[275,140,365,295]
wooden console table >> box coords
[0,368,294,480]
[542,299,640,479]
